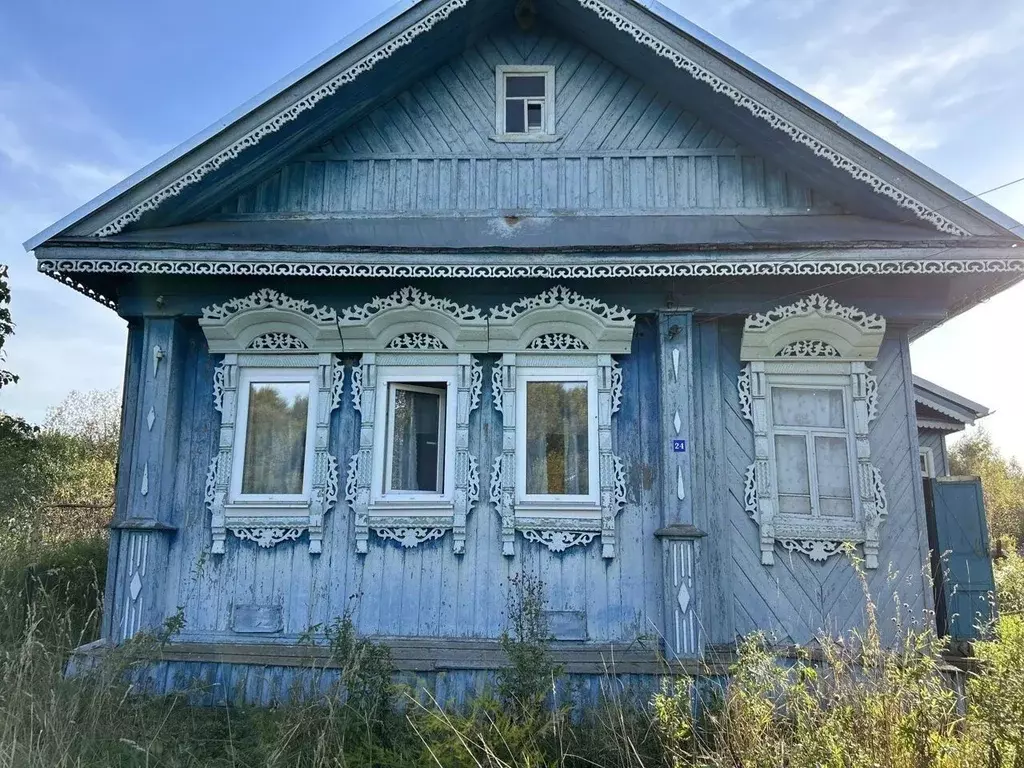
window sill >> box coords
[369,499,455,517]
[490,133,561,143]
[224,500,311,517]
[515,500,602,518]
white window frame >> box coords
[487,287,636,558]
[229,366,319,504]
[515,367,601,509]
[494,65,558,142]
[764,378,860,524]
[338,288,487,554]
[920,447,936,479]
[371,369,458,506]
[738,294,889,569]
[199,289,345,555]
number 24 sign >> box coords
[672,440,687,453]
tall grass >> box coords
[0,539,1022,767]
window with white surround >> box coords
[199,290,345,554]
[517,370,599,506]
[233,370,317,502]
[338,288,486,554]
[738,294,889,569]
[920,447,936,479]
[495,65,556,141]
[489,286,635,558]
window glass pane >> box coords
[389,386,444,492]
[241,382,309,495]
[775,434,811,515]
[506,75,545,98]
[505,99,525,133]
[527,102,543,129]
[526,382,589,495]
[772,388,845,428]
[816,436,854,518]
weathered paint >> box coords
[694,320,931,647]
[919,429,950,477]
[100,284,934,704]
[112,312,665,648]
[215,30,840,220]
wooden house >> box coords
[26,0,1023,703]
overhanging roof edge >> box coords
[630,0,1024,237]
[22,0,425,252]
[24,0,1024,250]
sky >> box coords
[0,0,1023,457]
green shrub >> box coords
[995,541,1024,617]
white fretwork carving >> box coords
[338,287,487,353]
[527,333,588,351]
[741,294,886,362]
[374,527,446,548]
[203,295,344,554]
[488,289,635,558]
[387,332,446,350]
[92,0,473,236]
[249,332,308,350]
[746,294,886,334]
[777,340,840,358]
[738,298,888,568]
[200,290,341,354]
[119,532,150,641]
[203,289,336,324]
[662,537,699,657]
[341,290,485,553]
[522,530,598,552]
[780,539,844,562]
[231,527,304,548]
[574,0,968,236]
[40,257,1024,311]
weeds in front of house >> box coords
[0,542,1023,767]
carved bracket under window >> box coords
[738,295,887,569]
[488,286,634,558]
[201,291,345,554]
[339,288,486,554]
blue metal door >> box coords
[925,478,995,640]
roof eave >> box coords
[630,0,1024,238]
[22,0,426,252]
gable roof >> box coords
[23,0,1024,250]
[914,375,990,432]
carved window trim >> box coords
[200,291,345,554]
[339,288,485,553]
[494,64,558,142]
[488,287,634,558]
[738,294,887,568]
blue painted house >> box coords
[25,0,1023,702]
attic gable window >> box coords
[495,65,557,142]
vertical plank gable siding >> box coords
[161,320,662,645]
[218,32,840,219]
[699,321,931,646]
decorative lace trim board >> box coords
[82,0,969,238]
[41,257,1024,310]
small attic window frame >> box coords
[493,65,558,143]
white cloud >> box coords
[0,72,160,423]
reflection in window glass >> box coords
[504,74,546,134]
[242,382,310,495]
[526,382,589,495]
[388,385,445,493]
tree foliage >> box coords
[949,427,1024,545]
[0,264,16,389]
